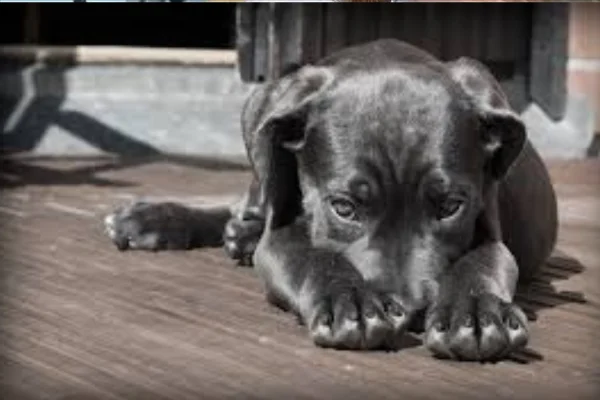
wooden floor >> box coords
[0,157,599,400]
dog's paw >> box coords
[104,202,193,251]
[307,285,410,350]
[223,215,264,266]
[424,292,528,362]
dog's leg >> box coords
[103,179,266,258]
[424,242,528,361]
[223,177,266,265]
[104,201,232,251]
[253,217,412,350]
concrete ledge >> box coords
[0,45,237,67]
[0,58,595,160]
[1,62,255,157]
[521,94,595,159]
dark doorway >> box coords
[0,4,236,49]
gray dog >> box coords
[104,39,557,362]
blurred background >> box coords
[0,1,599,160]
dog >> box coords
[104,39,558,362]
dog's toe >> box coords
[447,316,480,361]
[103,213,118,240]
[307,285,410,351]
[309,303,336,347]
[103,210,134,251]
[308,291,363,350]
[223,217,264,265]
[503,304,529,350]
[424,320,453,359]
[477,312,509,360]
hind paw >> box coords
[104,202,194,251]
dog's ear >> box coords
[250,65,334,228]
[447,58,526,179]
[254,65,334,150]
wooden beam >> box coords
[236,4,256,82]
[530,3,569,121]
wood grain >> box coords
[1,157,599,400]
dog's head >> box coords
[256,57,525,309]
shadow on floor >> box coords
[516,250,587,321]
[508,249,588,364]
[0,158,138,188]
[0,156,249,189]
[586,134,600,158]
[1,59,162,157]
[0,59,165,188]
[0,59,250,189]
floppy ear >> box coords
[446,58,526,180]
[249,65,334,228]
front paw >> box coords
[104,202,193,251]
[223,215,264,266]
[307,284,410,350]
[425,292,528,362]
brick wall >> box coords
[568,2,600,133]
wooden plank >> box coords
[441,3,477,60]
[235,4,256,82]
[377,3,397,41]
[0,158,599,399]
[530,3,569,120]
[253,3,270,82]
[273,3,303,77]
[421,4,443,57]
[482,3,507,61]
[397,4,426,50]
[301,3,325,65]
[351,3,381,46]
[323,3,348,56]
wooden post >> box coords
[530,3,569,121]
[236,3,256,82]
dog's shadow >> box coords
[515,250,587,321]
[508,249,588,364]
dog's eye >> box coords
[330,197,357,220]
[436,197,464,220]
